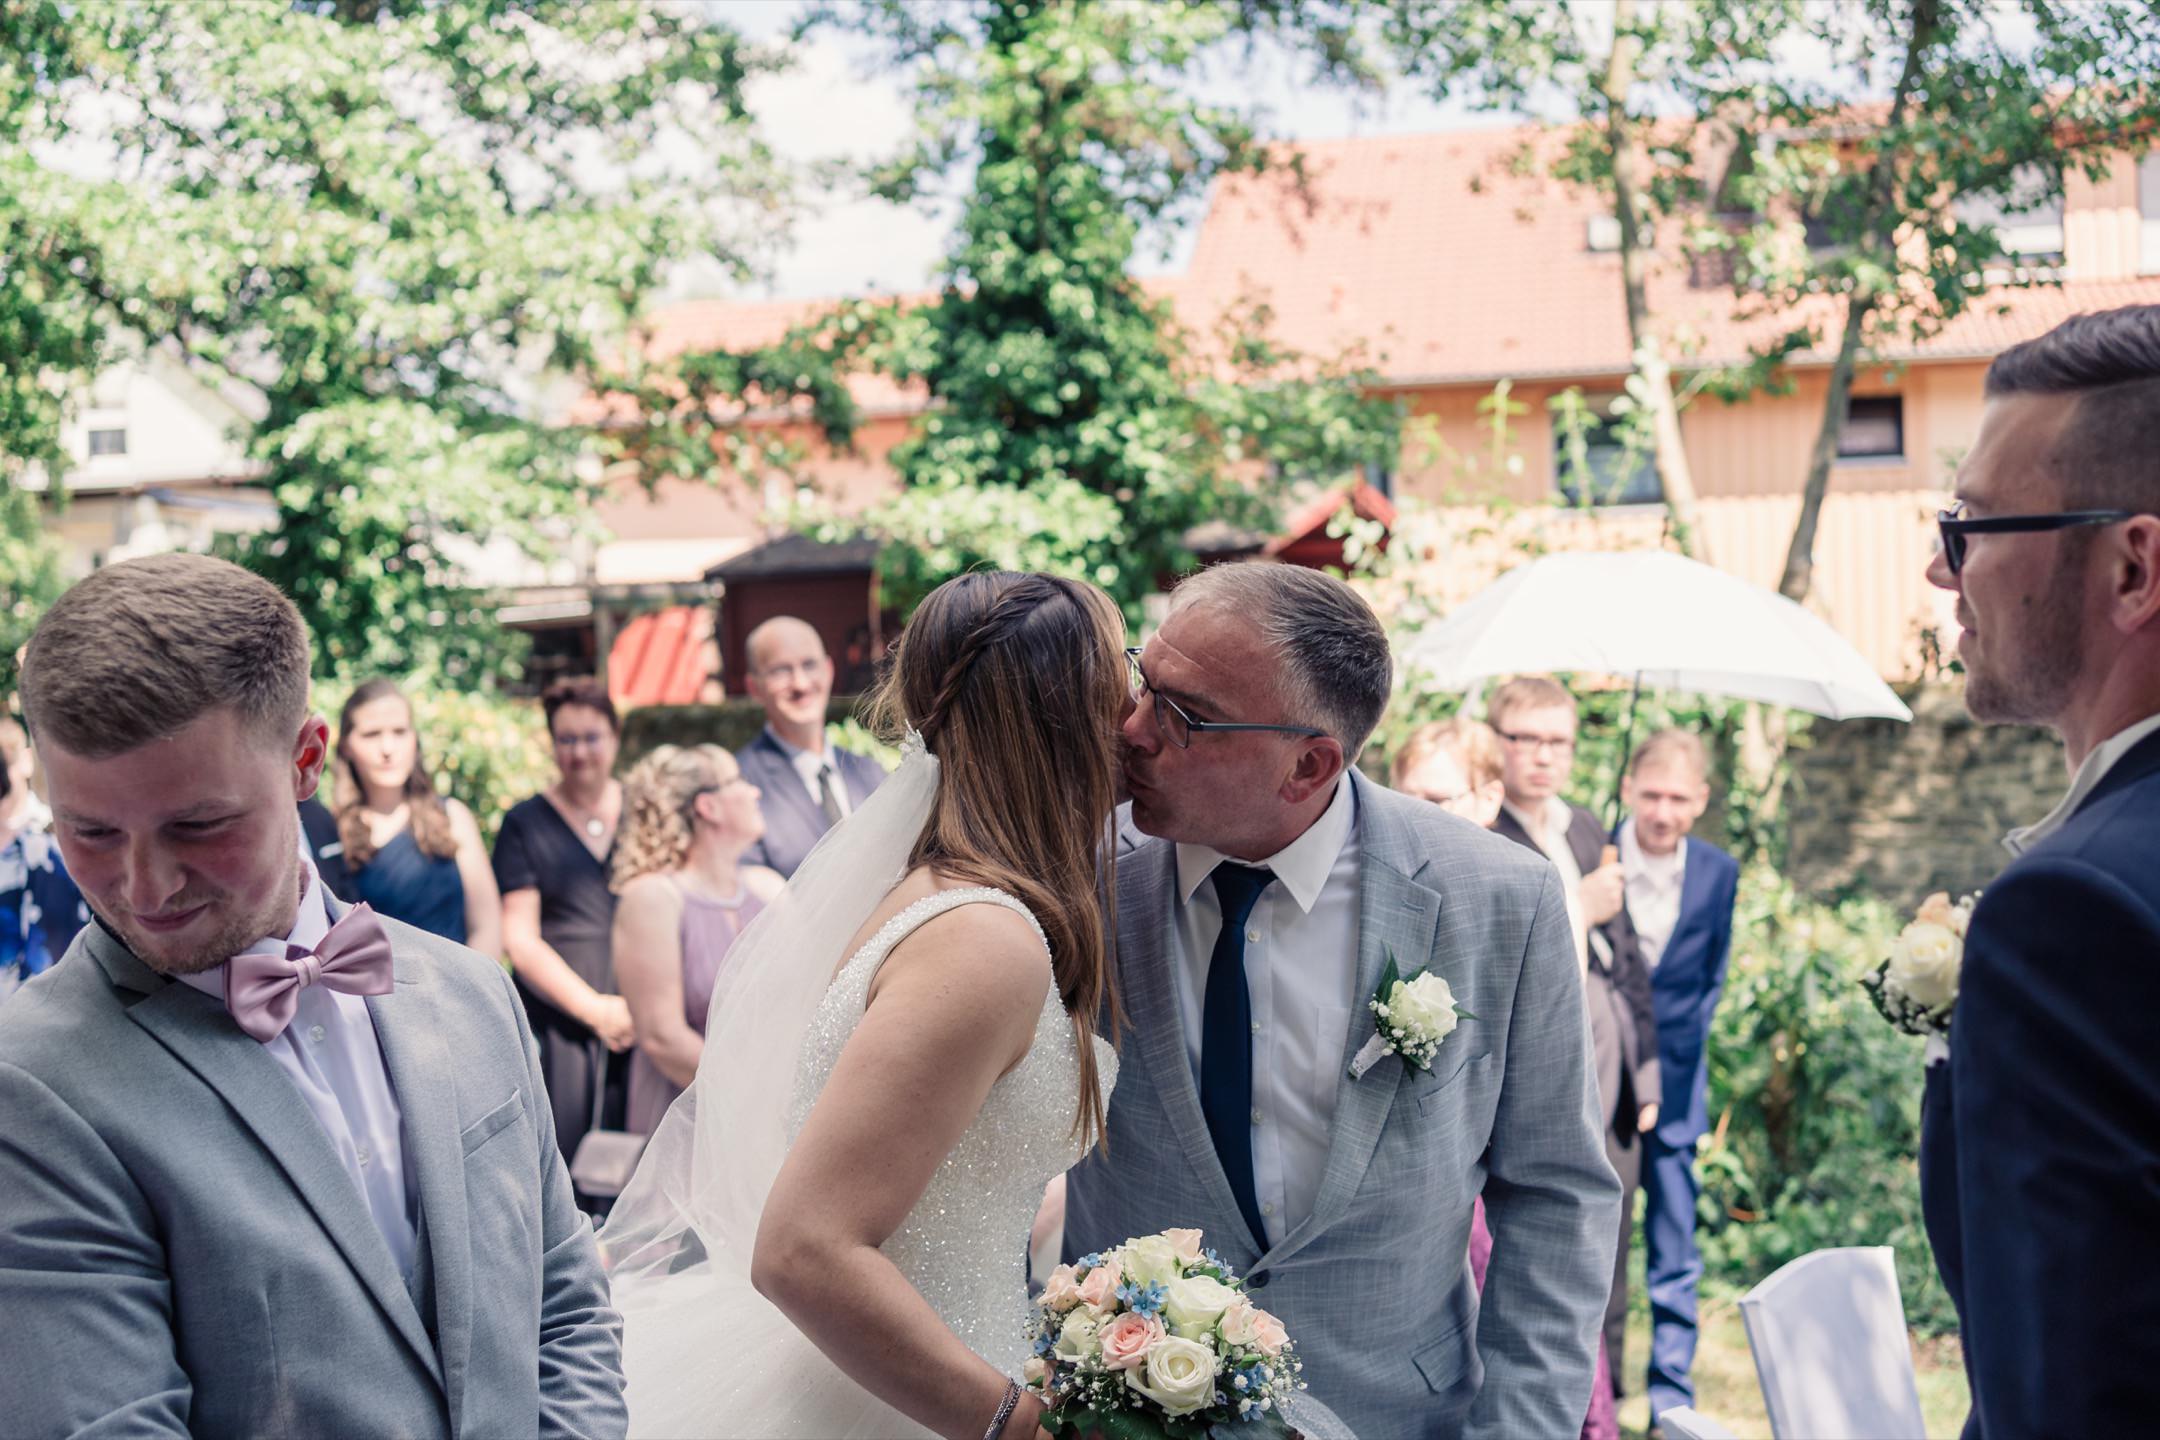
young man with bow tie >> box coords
[0,553,626,1438]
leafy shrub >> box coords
[1697,864,1957,1333]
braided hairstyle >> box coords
[863,571,1128,1149]
[612,744,734,890]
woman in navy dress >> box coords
[331,679,502,954]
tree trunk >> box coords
[1777,0,1941,603]
[1600,0,1711,562]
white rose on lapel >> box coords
[1350,949,1475,1081]
[1862,891,1976,1044]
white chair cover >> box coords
[1658,1405,1743,1440]
[1738,1246,1927,1440]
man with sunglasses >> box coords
[1920,303,2160,1440]
[1064,561,1620,1440]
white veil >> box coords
[599,734,938,1292]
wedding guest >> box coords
[299,793,358,902]
[1,717,88,1003]
[610,744,781,1135]
[1618,729,1740,1431]
[1392,715,1507,827]
[1398,709,1617,1440]
[1920,304,2160,1439]
[494,677,631,1166]
[1489,675,1657,1410]
[332,679,502,955]
[735,616,884,877]
[0,554,624,1435]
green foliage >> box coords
[314,679,551,846]
[617,0,1402,621]
[2,0,783,680]
[1698,865,1957,1334]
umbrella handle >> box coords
[1601,844,1619,870]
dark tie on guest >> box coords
[816,762,845,827]
[1202,862,1274,1254]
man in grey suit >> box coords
[1064,562,1620,1440]
[735,615,885,877]
[0,554,626,1439]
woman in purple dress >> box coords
[611,744,784,1135]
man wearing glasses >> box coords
[1920,304,2160,1439]
[1064,562,1620,1440]
[1487,675,1658,1423]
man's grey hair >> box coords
[1170,561,1393,760]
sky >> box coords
[699,0,1522,301]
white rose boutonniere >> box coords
[1349,950,1475,1081]
[1862,890,1977,1043]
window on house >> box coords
[1554,401,1662,507]
[87,427,127,457]
[1838,395,1904,461]
[1953,166,2065,262]
[1359,460,1394,500]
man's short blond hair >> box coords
[1629,727,1710,784]
[1391,717,1505,791]
[21,554,312,758]
[1487,675,1576,734]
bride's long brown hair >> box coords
[863,571,1127,1149]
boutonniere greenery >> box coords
[1349,951,1474,1081]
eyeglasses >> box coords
[1498,731,1575,756]
[551,732,613,751]
[1125,648,1328,750]
[1935,504,2141,576]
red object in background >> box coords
[1264,480,1397,571]
[609,606,716,709]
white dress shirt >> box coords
[2003,711,2160,856]
[1619,818,1687,970]
[1172,778,1359,1250]
[765,725,853,820]
[179,864,418,1279]
[1505,795,1590,970]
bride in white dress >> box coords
[599,571,1129,1440]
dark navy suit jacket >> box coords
[1920,726,2160,1440]
[735,728,885,878]
[1643,836,1740,1149]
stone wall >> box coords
[1785,683,2064,907]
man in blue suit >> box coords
[1616,729,1738,1430]
[734,616,884,877]
[1920,303,2160,1439]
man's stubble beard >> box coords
[1964,558,2087,728]
[113,849,305,977]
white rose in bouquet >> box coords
[1123,1336,1219,1416]
[1053,1308,1103,1363]
[1161,1273,1238,1340]
[1118,1234,1182,1289]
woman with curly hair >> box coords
[612,744,783,1135]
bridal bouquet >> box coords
[1027,1228,1304,1437]
[1862,890,1976,1039]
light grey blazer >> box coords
[0,904,627,1439]
[1064,772,1621,1440]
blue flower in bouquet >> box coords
[1115,1279,1168,1318]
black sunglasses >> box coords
[1936,505,2140,575]
[1125,648,1328,750]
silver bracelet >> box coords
[982,1377,1023,1440]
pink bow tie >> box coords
[226,904,394,1043]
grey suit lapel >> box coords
[1262,775,1442,1271]
[369,949,469,1418]
[1118,839,1260,1263]
[93,924,445,1390]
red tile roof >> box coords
[1169,127,2160,383]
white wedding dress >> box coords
[612,884,1115,1438]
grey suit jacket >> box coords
[1064,772,1620,1440]
[737,728,886,878]
[0,906,627,1439]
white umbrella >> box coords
[1401,550,1914,723]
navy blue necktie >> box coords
[1202,862,1275,1253]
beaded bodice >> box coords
[786,886,1114,1372]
